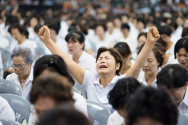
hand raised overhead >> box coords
[147,27,160,44]
[38,25,51,42]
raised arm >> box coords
[38,26,85,84]
[126,27,160,79]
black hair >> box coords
[156,37,168,52]
[48,23,60,35]
[137,18,146,28]
[33,55,75,85]
[156,64,188,89]
[174,37,188,58]
[158,25,172,36]
[65,30,85,50]
[96,47,123,76]
[108,77,141,110]
[10,24,29,38]
[182,28,188,37]
[95,23,107,31]
[137,32,147,40]
[121,23,130,30]
[127,87,178,125]
[30,74,74,105]
[138,43,165,67]
[36,107,91,125]
[114,42,131,58]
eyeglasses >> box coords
[11,64,27,69]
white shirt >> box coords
[107,111,125,125]
[0,96,15,121]
[82,70,125,112]
[162,55,176,68]
[137,68,161,87]
[105,29,122,42]
[6,68,33,99]
[118,34,137,53]
[179,90,188,116]
[70,51,96,73]
[28,92,88,125]
[0,35,9,48]
[0,52,3,79]
[10,39,36,56]
[166,42,175,56]
[45,37,68,54]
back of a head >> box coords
[108,77,141,110]
[127,86,178,125]
[36,107,90,125]
[114,42,131,58]
[182,28,188,37]
[158,25,172,36]
[157,64,188,89]
[48,23,60,34]
[33,55,75,85]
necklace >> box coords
[19,79,27,82]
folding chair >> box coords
[0,120,20,125]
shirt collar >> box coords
[93,75,119,86]
[69,51,86,62]
[14,68,33,82]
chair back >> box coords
[86,100,111,125]
[0,94,31,124]
[0,120,20,125]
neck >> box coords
[145,68,158,85]
[53,38,57,43]
[109,30,113,34]
[166,41,173,50]
[99,73,116,88]
[73,50,83,63]
[99,35,105,41]
[123,34,129,39]
[120,60,131,74]
[19,69,31,81]
[18,37,26,45]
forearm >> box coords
[126,41,155,78]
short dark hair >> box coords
[10,24,29,38]
[36,107,91,125]
[96,47,123,76]
[65,30,85,44]
[156,37,168,52]
[127,87,178,125]
[33,55,75,85]
[158,25,172,36]
[121,23,130,30]
[174,37,188,58]
[48,23,60,34]
[138,43,165,67]
[30,74,74,105]
[181,28,188,37]
[114,42,131,58]
[108,77,141,110]
[137,18,146,28]
[137,32,147,40]
[156,64,188,89]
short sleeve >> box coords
[82,70,95,88]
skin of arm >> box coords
[126,27,160,79]
[38,26,85,84]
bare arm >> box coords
[126,27,160,79]
[38,26,85,84]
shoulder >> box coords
[0,96,9,108]
[83,51,96,61]
[6,73,17,80]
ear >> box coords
[128,53,132,59]
[81,42,84,49]
[29,62,33,68]
[184,82,188,91]
[116,63,120,70]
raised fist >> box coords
[38,25,51,42]
[147,27,160,44]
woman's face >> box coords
[96,51,120,76]
[30,17,38,28]
[138,35,147,48]
[96,26,105,38]
[142,52,159,75]
[12,56,32,78]
[67,38,84,55]
[122,54,131,67]
[11,28,24,42]
[49,29,57,42]
[176,48,188,68]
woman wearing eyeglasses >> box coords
[6,47,33,99]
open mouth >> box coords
[99,65,107,69]
[143,69,149,72]
[180,62,186,65]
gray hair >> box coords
[11,47,34,64]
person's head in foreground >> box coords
[33,55,75,85]
[174,38,188,69]
[127,86,178,125]
[11,47,33,80]
[114,42,131,74]
[108,77,141,118]
[36,106,90,125]
[30,73,74,119]
[157,64,188,104]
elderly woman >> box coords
[6,47,33,99]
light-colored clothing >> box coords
[137,68,161,87]
[6,68,33,99]
[107,111,125,125]
[0,96,15,121]
[118,34,137,53]
[177,112,188,125]
[162,55,176,68]
[10,39,36,56]
[179,90,188,116]
[45,37,68,54]
[105,29,122,41]
[82,70,125,112]
[166,42,175,56]
[28,92,88,125]
[70,51,96,73]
